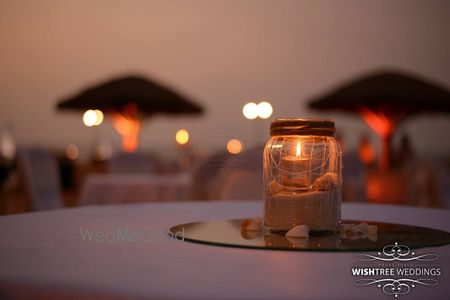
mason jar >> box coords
[263,118,342,233]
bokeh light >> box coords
[83,110,96,127]
[0,131,16,161]
[367,181,381,199]
[227,139,243,155]
[94,143,113,162]
[175,129,190,145]
[65,144,79,160]
[93,110,104,126]
[242,102,258,119]
[83,109,104,127]
[257,101,273,119]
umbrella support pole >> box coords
[121,132,139,153]
[380,135,391,171]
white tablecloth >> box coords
[0,202,449,299]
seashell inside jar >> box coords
[263,118,342,234]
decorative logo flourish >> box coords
[354,278,438,298]
[354,242,439,262]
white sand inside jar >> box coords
[264,189,340,232]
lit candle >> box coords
[279,141,311,191]
[263,118,342,233]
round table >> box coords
[0,201,449,299]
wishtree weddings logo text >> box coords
[352,242,441,298]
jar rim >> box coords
[270,118,335,136]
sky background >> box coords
[1,0,449,159]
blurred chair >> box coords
[79,173,192,205]
[430,156,449,208]
[108,152,157,174]
[215,145,264,200]
[190,150,229,200]
[410,159,444,208]
[218,170,263,200]
[17,148,64,211]
[342,151,366,202]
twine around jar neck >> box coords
[270,118,335,137]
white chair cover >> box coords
[17,148,64,210]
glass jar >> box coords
[263,118,342,233]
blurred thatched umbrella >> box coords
[309,70,450,170]
[57,75,204,152]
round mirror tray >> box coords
[169,219,450,252]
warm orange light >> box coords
[65,144,79,160]
[296,141,301,157]
[227,139,243,155]
[112,105,140,153]
[358,137,376,166]
[366,181,381,199]
[360,107,397,170]
[175,129,189,145]
[359,108,395,138]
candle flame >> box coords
[296,142,301,158]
